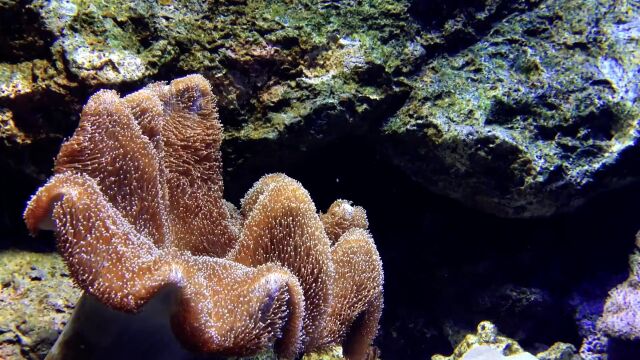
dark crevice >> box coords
[409,0,543,58]
[223,134,640,358]
[0,1,55,63]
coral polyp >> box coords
[24,74,383,359]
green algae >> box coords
[33,0,419,128]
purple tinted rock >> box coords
[579,331,608,360]
[599,283,640,340]
[598,232,640,341]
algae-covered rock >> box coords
[0,0,54,62]
[0,0,420,238]
[0,108,29,145]
[432,321,578,360]
[385,0,640,217]
[410,0,542,54]
[300,346,350,360]
[22,0,420,128]
[535,342,579,360]
[0,250,81,360]
[2,0,639,233]
[431,321,534,360]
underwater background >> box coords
[1,0,640,359]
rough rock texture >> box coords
[431,321,578,360]
[0,0,420,237]
[0,0,423,151]
[1,0,639,232]
[431,321,528,360]
[569,275,620,360]
[599,231,640,341]
[410,0,542,54]
[385,0,640,217]
[535,343,578,360]
[0,250,81,360]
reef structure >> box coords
[432,321,578,360]
[23,74,383,359]
[599,231,640,341]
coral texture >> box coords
[23,74,383,359]
[320,200,369,245]
[598,232,640,340]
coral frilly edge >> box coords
[23,74,383,359]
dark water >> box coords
[223,135,640,359]
[5,134,640,359]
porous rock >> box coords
[2,0,639,224]
[0,250,81,360]
[432,321,579,360]
[385,0,640,217]
[0,0,419,238]
[432,321,534,360]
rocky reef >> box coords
[1,0,638,235]
[432,321,578,360]
[1,0,640,359]
[385,0,640,217]
[0,250,80,360]
[599,232,640,341]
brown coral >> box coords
[321,200,369,245]
[230,174,334,350]
[24,74,383,359]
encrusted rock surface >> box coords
[0,250,81,360]
[598,232,640,342]
[384,0,640,217]
[432,321,532,360]
[0,0,420,237]
[1,0,421,147]
[410,0,542,54]
[431,321,579,360]
[536,343,578,360]
[1,0,639,230]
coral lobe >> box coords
[23,74,383,359]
